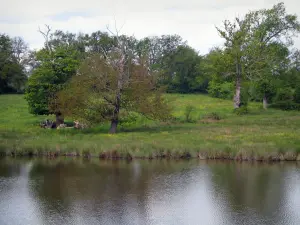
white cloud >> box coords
[1,0,300,53]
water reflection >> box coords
[0,158,299,225]
[208,161,299,225]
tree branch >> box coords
[38,24,52,53]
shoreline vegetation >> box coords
[1,94,300,162]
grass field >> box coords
[1,94,300,160]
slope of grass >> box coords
[1,94,300,160]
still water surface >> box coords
[0,158,299,225]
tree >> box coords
[291,50,300,71]
[136,35,186,72]
[243,3,300,108]
[0,34,27,93]
[250,42,290,108]
[25,47,80,124]
[159,45,202,93]
[86,31,116,56]
[25,26,81,125]
[216,2,300,109]
[216,18,249,108]
[57,53,171,133]
[48,30,87,58]
[202,48,235,98]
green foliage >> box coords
[208,80,234,99]
[202,48,235,81]
[57,54,172,130]
[274,87,294,102]
[119,111,140,126]
[234,106,249,115]
[160,45,203,93]
[6,3,300,114]
[253,79,277,102]
[216,2,300,109]
[270,86,300,111]
[25,84,56,115]
[25,47,80,115]
[203,112,222,120]
[240,84,250,107]
[0,34,27,94]
[270,101,300,111]
[184,105,196,122]
[294,85,300,103]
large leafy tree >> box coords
[250,42,290,108]
[202,48,235,99]
[217,2,300,109]
[57,53,171,133]
[243,3,300,108]
[159,45,202,93]
[25,47,80,123]
[55,24,170,133]
[25,26,81,125]
[216,17,250,108]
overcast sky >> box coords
[1,0,300,54]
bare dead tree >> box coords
[38,24,52,53]
[105,21,128,133]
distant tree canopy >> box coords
[0,34,28,93]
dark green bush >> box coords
[274,87,294,102]
[240,87,250,107]
[294,86,300,104]
[208,81,234,100]
[184,105,196,122]
[203,112,222,120]
[269,101,300,111]
[234,106,249,115]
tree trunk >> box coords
[263,94,268,109]
[55,112,64,126]
[109,91,121,134]
[108,52,125,134]
[109,119,118,134]
[234,59,242,109]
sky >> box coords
[1,0,300,54]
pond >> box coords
[0,158,299,225]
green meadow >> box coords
[1,94,300,160]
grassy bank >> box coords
[1,94,300,161]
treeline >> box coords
[0,34,30,93]
[1,2,300,131]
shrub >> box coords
[251,79,277,103]
[269,101,300,111]
[274,87,294,102]
[248,84,261,102]
[240,87,249,107]
[234,106,248,115]
[184,105,196,122]
[208,81,234,100]
[294,86,300,104]
[203,112,222,120]
[271,87,300,111]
